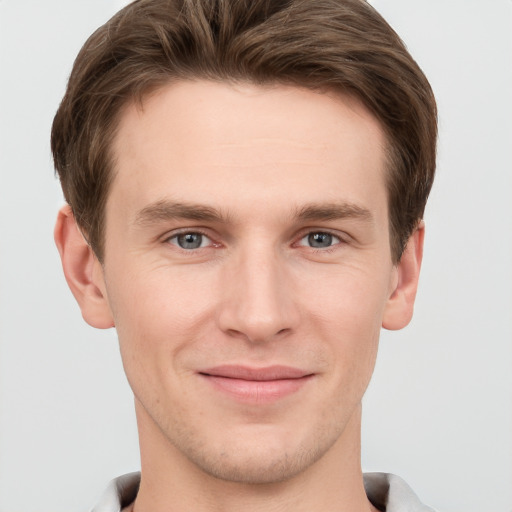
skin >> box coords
[55,81,423,512]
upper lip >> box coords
[199,365,312,381]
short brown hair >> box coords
[52,0,437,263]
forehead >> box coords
[109,80,388,223]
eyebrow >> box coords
[134,200,231,226]
[134,199,373,226]
[295,202,373,223]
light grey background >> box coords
[0,1,511,511]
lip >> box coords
[198,365,314,403]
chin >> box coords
[188,446,322,485]
[173,424,342,485]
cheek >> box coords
[105,264,217,381]
[302,265,388,386]
[109,258,215,327]
[303,259,391,330]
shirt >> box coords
[91,471,437,512]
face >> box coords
[85,81,416,484]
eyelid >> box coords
[163,228,220,248]
[160,226,349,251]
[294,228,349,245]
[298,232,340,249]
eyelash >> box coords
[163,229,347,253]
[165,229,217,250]
[295,231,344,253]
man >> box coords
[52,0,437,510]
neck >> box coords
[132,402,377,512]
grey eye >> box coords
[171,232,208,250]
[308,232,333,248]
[299,232,341,249]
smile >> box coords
[198,365,314,403]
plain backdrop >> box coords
[0,1,511,511]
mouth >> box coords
[198,365,314,403]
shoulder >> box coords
[90,472,140,512]
[364,472,438,512]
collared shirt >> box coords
[91,471,437,512]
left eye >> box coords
[169,232,212,250]
[299,232,341,249]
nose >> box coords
[216,244,299,344]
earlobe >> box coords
[382,222,425,331]
[54,205,115,329]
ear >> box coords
[382,222,425,331]
[54,205,114,329]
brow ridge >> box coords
[135,200,230,226]
[134,199,373,227]
[295,202,373,222]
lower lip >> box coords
[201,374,313,403]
